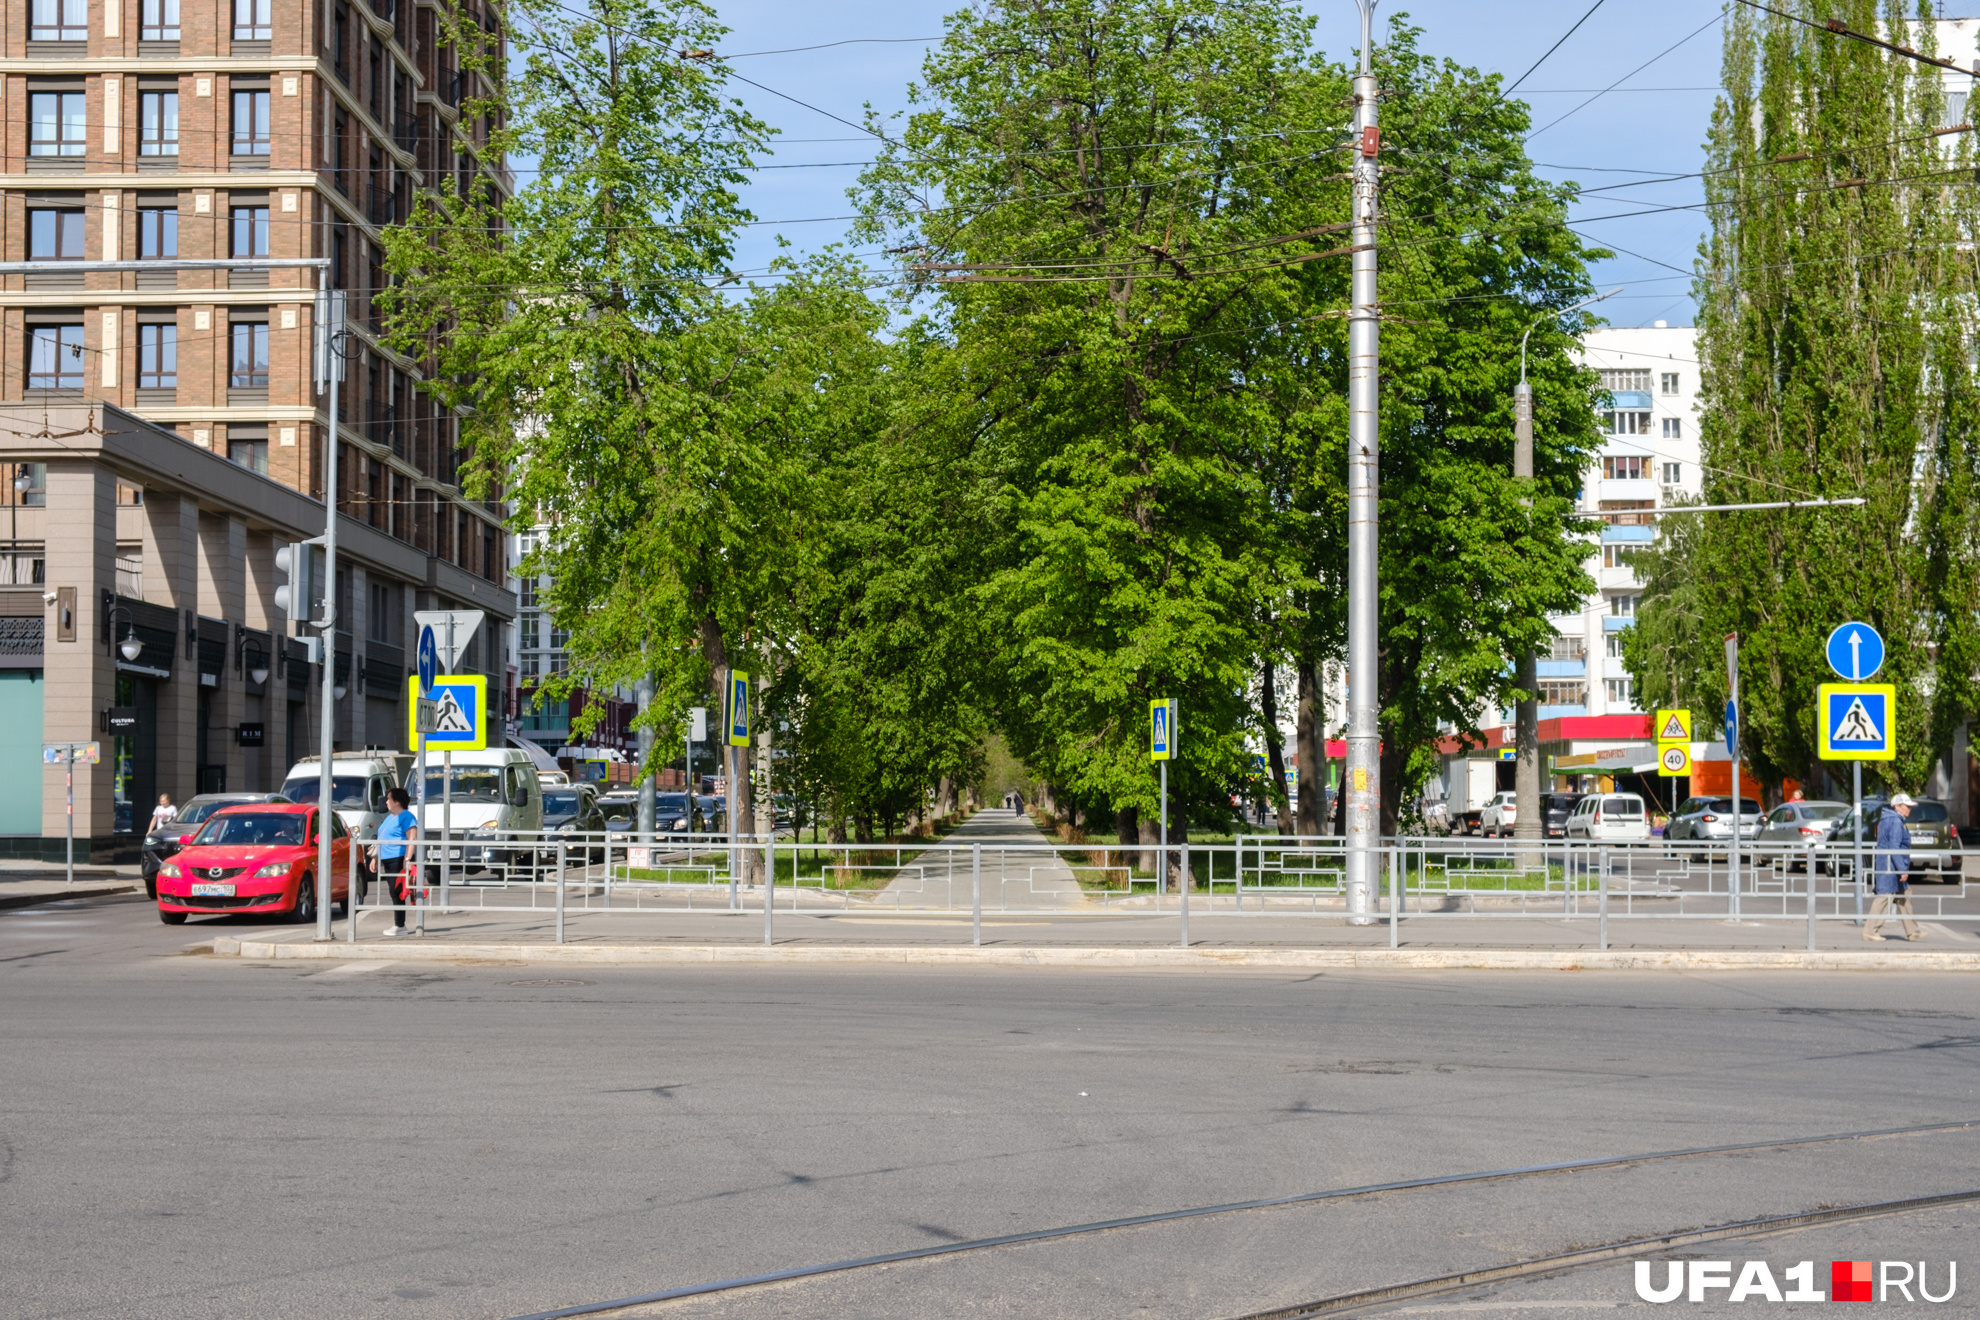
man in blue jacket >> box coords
[1863,792,1923,942]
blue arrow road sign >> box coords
[1825,621,1885,682]
[1724,699,1738,756]
[417,625,439,697]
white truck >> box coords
[1445,760,1511,836]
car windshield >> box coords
[1803,804,1848,820]
[1542,795,1580,811]
[1697,798,1761,814]
[598,799,635,821]
[543,791,581,815]
[282,776,370,809]
[1908,802,1950,823]
[173,799,236,828]
[414,767,505,804]
[656,794,689,813]
[194,812,306,846]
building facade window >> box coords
[228,436,268,475]
[1661,417,1681,439]
[138,324,177,388]
[229,321,269,387]
[28,210,85,259]
[28,325,84,390]
[233,0,271,38]
[1598,369,1651,393]
[1605,677,1635,707]
[231,89,272,155]
[1609,593,1638,617]
[1661,460,1682,484]
[1660,371,1680,395]
[1601,411,1653,436]
[139,206,178,257]
[1602,455,1647,480]
[29,93,87,156]
[1547,634,1585,662]
[30,0,87,40]
[141,0,179,39]
[1539,680,1585,707]
[1607,634,1627,659]
[140,91,179,155]
[230,205,269,257]
[1602,544,1636,570]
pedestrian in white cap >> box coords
[1864,793,1923,942]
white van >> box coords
[1565,792,1650,842]
[282,751,410,841]
[406,746,545,875]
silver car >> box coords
[1757,799,1850,871]
[1667,795,1764,843]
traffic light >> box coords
[274,541,313,628]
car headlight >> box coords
[160,863,181,878]
[254,861,291,878]
[671,817,688,830]
[471,825,498,837]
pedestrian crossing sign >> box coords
[1150,697,1177,761]
[1816,682,1896,761]
[405,675,486,751]
[1654,709,1691,743]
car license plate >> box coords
[1910,831,1934,845]
[190,883,235,897]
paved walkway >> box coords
[878,809,1087,908]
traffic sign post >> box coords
[1655,709,1692,744]
[724,671,751,910]
[42,741,99,887]
[417,625,439,697]
[1818,625,1891,924]
[1825,621,1886,682]
[1149,698,1177,906]
[1725,633,1743,920]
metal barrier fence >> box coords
[337,830,1980,949]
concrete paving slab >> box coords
[882,808,1085,906]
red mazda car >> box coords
[155,803,353,925]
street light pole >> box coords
[1343,0,1382,925]
[313,282,345,942]
[1512,288,1620,857]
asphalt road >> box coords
[7,892,1980,1320]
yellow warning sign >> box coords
[1655,709,1692,743]
[1658,744,1691,777]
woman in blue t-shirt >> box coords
[368,787,420,935]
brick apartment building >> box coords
[0,0,516,852]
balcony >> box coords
[1606,390,1653,409]
[1539,705,1588,719]
[1600,524,1654,543]
[1536,659,1586,678]
[1599,477,1660,502]
[1602,616,1635,632]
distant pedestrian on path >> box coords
[1864,792,1922,942]
[149,794,176,830]
[368,787,419,936]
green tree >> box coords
[380,0,891,862]
[1626,0,1980,797]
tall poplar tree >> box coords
[1627,0,1980,796]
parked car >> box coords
[1829,798,1962,881]
[1666,795,1764,843]
[1540,792,1584,839]
[1479,791,1518,838]
[540,784,604,862]
[1756,800,1851,871]
[409,748,546,876]
[154,804,353,925]
[142,792,292,899]
[1565,793,1650,841]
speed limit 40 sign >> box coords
[1658,744,1691,777]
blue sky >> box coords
[592,0,1730,327]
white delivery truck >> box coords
[1445,758,1507,836]
[406,746,545,877]
[282,750,411,841]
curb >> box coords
[204,937,1980,971]
[0,882,142,910]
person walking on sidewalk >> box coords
[1864,792,1923,942]
[368,787,419,937]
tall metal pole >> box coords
[1852,759,1864,922]
[1726,632,1742,920]
[1159,759,1168,898]
[314,286,342,941]
[1512,289,1617,863]
[1343,0,1381,925]
[635,668,655,847]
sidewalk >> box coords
[0,867,143,909]
[884,808,1083,906]
[194,895,1980,971]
